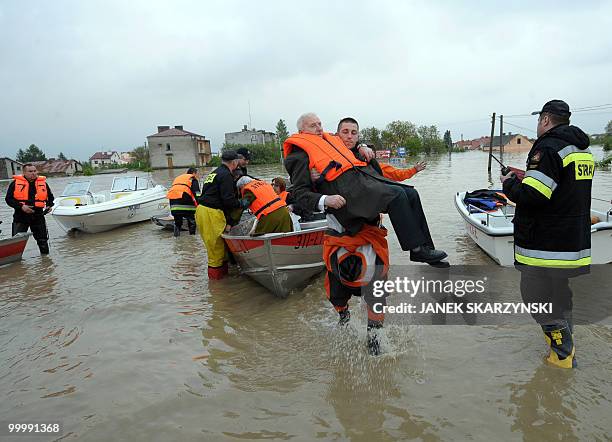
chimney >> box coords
[174,125,183,130]
[157,125,170,133]
[508,131,512,136]
[243,125,248,131]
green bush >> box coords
[207,156,221,167]
[223,142,282,165]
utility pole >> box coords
[248,100,252,130]
[499,115,504,162]
[487,112,496,173]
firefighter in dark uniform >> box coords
[501,100,593,369]
[5,163,54,254]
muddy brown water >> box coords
[1,149,611,441]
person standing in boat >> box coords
[196,151,248,280]
[166,167,200,237]
[5,163,54,254]
[501,99,593,369]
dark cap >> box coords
[531,99,571,117]
[221,150,239,161]
[236,148,251,160]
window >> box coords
[517,138,521,144]
[166,143,171,151]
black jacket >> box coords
[503,124,593,267]
[284,147,400,235]
[5,180,55,222]
[199,164,242,221]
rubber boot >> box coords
[207,266,225,280]
[367,321,383,356]
[38,241,49,255]
[173,225,180,237]
[338,309,351,326]
[542,322,576,369]
[220,262,229,276]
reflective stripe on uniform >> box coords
[522,170,557,199]
[557,145,593,167]
[515,245,591,267]
[170,205,197,211]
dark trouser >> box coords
[172,211,196,234]
[12,215,49,254]
[386,185,434,251]
[519,271,573,326]
[326,269,387,327]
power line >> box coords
[501,120,537,134]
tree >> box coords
[360,127,384,150]
[603,120,612,151]
[16,144,46,162]
[58,152,67,160]
[131,146,150,166]
[443,130,453,149]
[381,120,421,154]
[275,119,289,145]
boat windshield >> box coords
[61,181,92,196]
[111,177,150,192]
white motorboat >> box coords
[222,214,328,297]
[52,176,169,233]
[455,191,612,266]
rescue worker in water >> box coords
[501,99,593,369]
[5,163,54,254]
[166,167,200,237]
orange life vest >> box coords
[323,224,389,288]
[12,175,48,208]
[278,190,289,203]
[241,180,286,218]
[166,173,197,205]
[283,132,367,182]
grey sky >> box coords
[1,0,611,160]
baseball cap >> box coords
[236,148,251,160]
[221,150,239,161]
[531,99,571,117]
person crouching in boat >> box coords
[196,151,248,279]
[323,224,390,356]
[166,167,200,237]
[236,177,293,235]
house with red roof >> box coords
[89,151,121,168]
[31,159,83,176]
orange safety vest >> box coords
[166,174,197,205]
[278,190,289,203]
[283,132,367,182]
[13,175,48,208]
[323,224,389,289]
[241,180,286,218]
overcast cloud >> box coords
[1,0,611,160]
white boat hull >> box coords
[223,218,328,297]
[455,192,612,266]
[53,187,169,233]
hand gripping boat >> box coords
[52,176,169,233]
[454,191,612,266]
[222,214,328,297]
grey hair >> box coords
[296,112,318,131]
[236,176,254,189]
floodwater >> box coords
[1,148,611,441]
